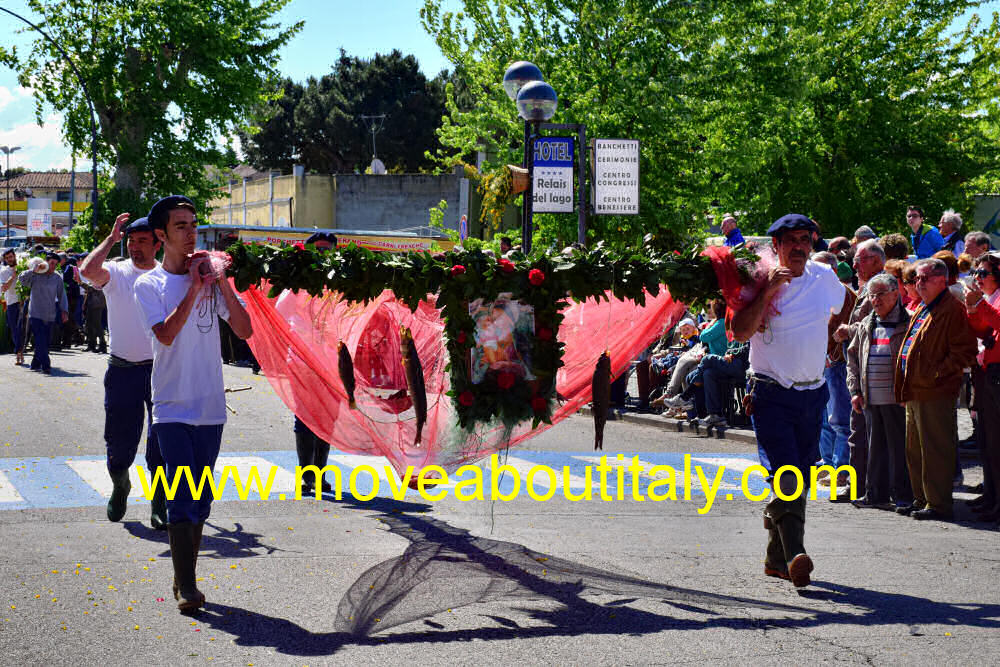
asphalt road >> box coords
[1,349,997,665]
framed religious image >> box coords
[469,293,536,384]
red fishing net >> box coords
[240,282,685,474]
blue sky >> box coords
[0,0,997,173]
[0,0,456,172]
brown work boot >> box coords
[776,514,812,587]
[168,522,205,613]
[764,522,789,580]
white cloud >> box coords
[0,113,89,171]
[0,85,33,113]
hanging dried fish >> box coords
[338,342,357,409]
[592,351,611,451]
[400,327,427,446]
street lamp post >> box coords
[503,62,557,254]
[1,146,21,242]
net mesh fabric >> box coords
[240,282,685,475]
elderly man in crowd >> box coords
[894,259,977,520]
[963,252,1000,522]
[907,206,945,259]
[852,225,877,246]
[938,209,965,256]
[847,274,912,510]
[964,231,991,259]
[833,238,885,494]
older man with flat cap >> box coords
[732,213,853,588]
[80,212,169,528]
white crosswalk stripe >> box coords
[0,469,24,502]
[500,455,597,489]
[66,460,148,499]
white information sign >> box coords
[592,139,640,215]
[27,203,53,235]
[532,137,575,213]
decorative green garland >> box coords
[227,240,744,431]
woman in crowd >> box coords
[964,253,1000,522]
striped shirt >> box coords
[867,323,898,405]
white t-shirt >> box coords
[0,264,18,305]
[134,267,231,425]
[100,260,159,362]
[749,260,846,390]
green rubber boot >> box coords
[149,481,168,531]
[107,468,131,522]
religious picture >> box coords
[469,294,535,384]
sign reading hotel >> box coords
[532,137,574,213]
[592,139,640,215]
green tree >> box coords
[237,77,305,173]
[294,49,448,174]
[2,0,302,235]
[421,0,1000,244]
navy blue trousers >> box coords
[751,380,829,478]
[29,317,52,371]
[6,302,22,352]
[104,363,165,476]
[153,422,224,525]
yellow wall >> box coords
[207,174,335,229]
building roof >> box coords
[1,172,95,190]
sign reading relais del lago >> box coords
[532,137,575,213]
[592,139,640,215]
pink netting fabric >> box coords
[240,281,685,474]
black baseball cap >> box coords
[767,213,818,238]
[148,195,195,230]
[124,216,154,236]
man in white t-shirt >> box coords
[134,195,252,613]
[1,248,24,365]
[732,214,852,588]
[80,213,167,529]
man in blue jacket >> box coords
[907,206,944,259]
[721,215,745,247]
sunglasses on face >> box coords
[971,269,991,278]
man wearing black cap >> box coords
[731,213,853,588]
[18,251,69,374]
[291,231,337,495]
[134,195,252,612]
[80,212,168,529]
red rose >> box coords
[293,242,305,250]
[531,396,547,412]
[536,326,553,341]
[456,331,467,344]
[458,390,475,407]
[451,264,466,276]
[496,372,515,390]
[497,258,515,273]
[528,268,545,286]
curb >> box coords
[578,407,758,445]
